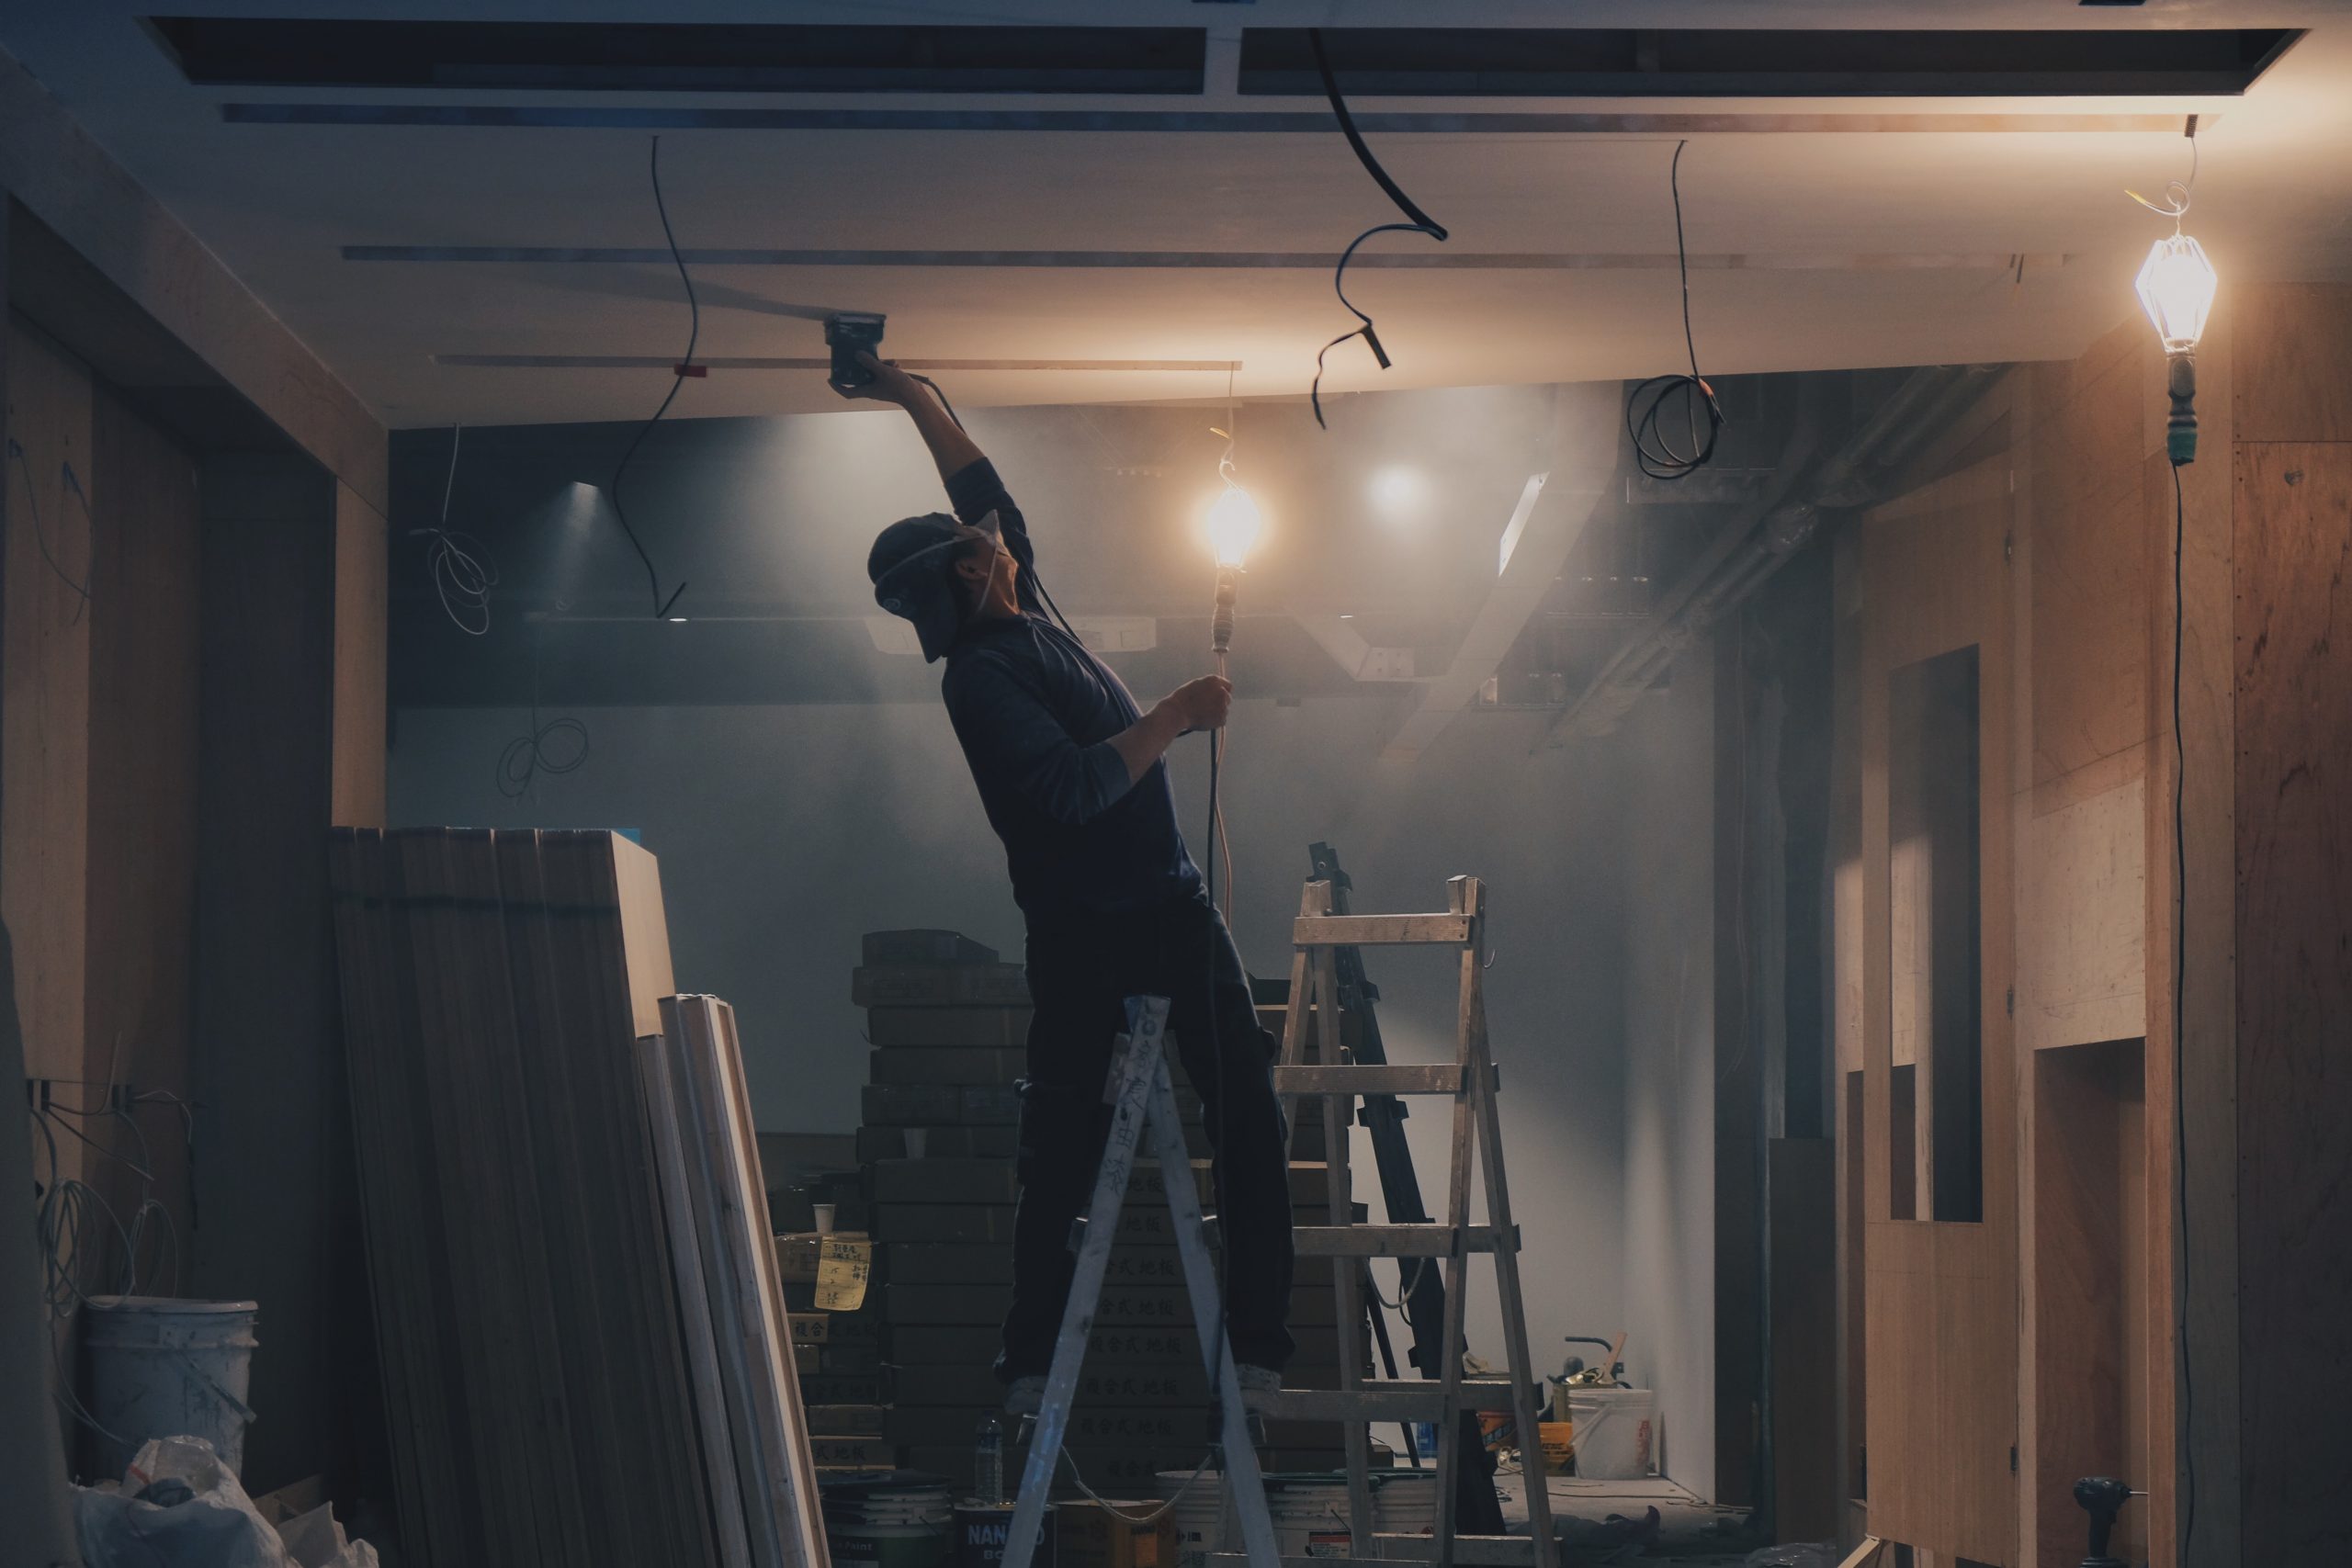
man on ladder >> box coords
[844,355,1296,1412]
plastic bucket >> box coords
[1565,1386,1655,1480]
[1159,1471,1228,1568]
[1263,1475,1348,1558]
[84,1296,260,1478]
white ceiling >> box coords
[3,0,2348,429]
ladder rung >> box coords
[1374,1375,1516,1396]
[1363,1535,1542,1564]
[1294,913,1473,946]
[1273,1064,1463,1096]
[1294,1223,1519,1257]
[1251,1385,1447,1422]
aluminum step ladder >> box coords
[1237,874,1558,1568]
[1001,994,1281,1568]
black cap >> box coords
[868,513,968,662]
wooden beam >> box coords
[330,481,386,828]
[0,47,386,514]
[1382,380,1617,762]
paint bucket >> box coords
[823,1468,955,1568]
[1538,1420,1576,1475]
[955,1501,1046,1568]
[82,1295,260,1478]
[1158,1471,1229,1568]
[1261,1473,1351,1558]
[1565,1386,1655,1480]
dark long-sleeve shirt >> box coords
[937,459,1204,925]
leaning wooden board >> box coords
[662,994,829,1568]
[327,829,820,1568]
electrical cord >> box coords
[1306,28,1448,430]
[1625,141,1724,482]
[498,625,590,800]
[1201,716,1236,1416]
[2171,460,2196,1559]
[2129,116,2199,221]
[6,438,94,619]
[1059,1445,1216,1525]
[607,135,693,621]
[409,423,499,636]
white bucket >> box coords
[84,1296,260,1478]
[1565,1386,1655,1480]
[1264,1476,1349,1558]
[1159,1470,1229,1568]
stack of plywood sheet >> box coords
[327,828,826,1568]
[852,932,1351,1495]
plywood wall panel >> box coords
[2029,322,2151,795]
[2,319,90,1085]
[2232,439,2352,1568]
[2018,777,2145,1054]
[85,386,199,1097]
[2230,283,2352,444]
[1859,458,2018,1564]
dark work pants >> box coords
[995,894,1296,1381]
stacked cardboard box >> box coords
[854,931,1353,1495]
[771,1232,891,1472]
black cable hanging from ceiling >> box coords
[605,134,693,620]
[1306,27,1448,430]
[1625,141,1725,481]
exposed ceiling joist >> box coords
[1384,380,1619,763]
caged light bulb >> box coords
[1205,483,1262,570]
[2135,232,2218,356]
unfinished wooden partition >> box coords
[1836,285,2352,1567]
[1855,456,2019,1564]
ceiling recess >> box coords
[146,18,2298,100]
[143,18,1205,95]
[1238,26,2301,97]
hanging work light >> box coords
[1205,481,1259,665]
[1204,417,1261,666]
[2137,232,2218,467]
[2130,118,2215,467]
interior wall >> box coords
[191,452,368,1494]
[2229,283,2352,1568]
[389,687,1641,1394]
[1613,649,1717,1496]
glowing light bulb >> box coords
[2135,232,2218,355]
[1206,483,1262,570]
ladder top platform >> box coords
[1293,913,1475,947]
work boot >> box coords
[1004,1375,1046,1416]
[1233,1364,1281,1415]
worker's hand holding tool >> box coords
[832,350,922,406]
[1159,674,1233,734]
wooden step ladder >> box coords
[1250,874,1557,1568]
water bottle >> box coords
[974,1412,1004,1506]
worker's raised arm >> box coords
[835,353,984,480]
[836,354,1040,611]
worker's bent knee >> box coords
[1014,1078,1109,1188]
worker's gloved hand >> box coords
[831,350,922,406]
[1160,674,1233,734]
